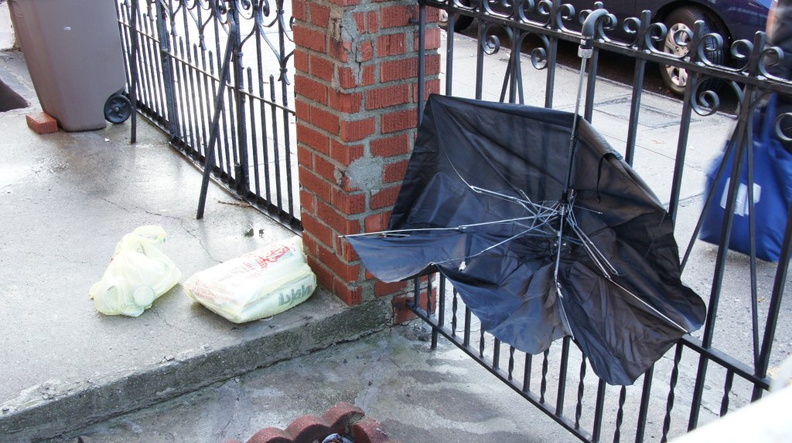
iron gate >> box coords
[115,0,300,230]
[411,1,792,442]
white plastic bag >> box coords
[89,225,181,317]
[183,236,317,323]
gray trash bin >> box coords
[8,0,129,132]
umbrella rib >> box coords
[555,283,575,340]
[342,214,556,238]
[566,211,619,277]
[426,226,541,269]
[608,280,690,333]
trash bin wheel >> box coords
[104,93,132,124]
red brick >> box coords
[352,417,391,443]
[296,124,330,154]
[319,247,361,282]
[333,277,363,305]
[332,190,367,215]
[308,255,335,288]
[310,106,341,134]
[376,280,410,298]
[338,67,357,89]
[302,233,319,257]
[380,5,417,29]
[425,7,441,23]
[329,38,351,63]
[309,55,335,82]
[285,415,331,442]
[297,147,313,169]
[357,39,374,63]
[291,0,307,21]
[354,12,367,33]
[323,403,365,434]
[340,117,376,142]
[299,189,317,215]
[380,58,419,82]
[293,25,326,53]
[329,90,362,114]
[299,167,333,203]
[417,78,441,102]
[327,0,361,6]
[367,11,380,33]
[246,427,291,443]
[371,133,411,157]
[337,236,361,262]
[391,295,416,323]
[330,139,365,166]
[424,26,442,51]
[302,215,334,251]
[318,200,361,235]
[340,175,357,192]
[26,112,58,134]
[314,154,339,184]
[295,75,328,104]
[338,66,376,89]
[383,158,409,183]
[309,4,331,27]
[377,33,406,57]
[381,108,418,134]
[364,211,391,233]
[295,99,311,126]
[294,50,309,74]
[371,185,401,209]
[424,53,441,77]
[365,83,412,110]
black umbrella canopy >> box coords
[347,95,705,385]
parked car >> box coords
[443,0,771,95]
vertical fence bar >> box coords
[635,366,654,443]
[418,5,426,122]
[591,379,607,442]
[230,3,249,195]
[623,11,652,166]
[156,0,179,138]
[556,336,570,416]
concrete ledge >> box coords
[0,291,393,442]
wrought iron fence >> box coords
[115,0,300,230]
[412,1,792,442]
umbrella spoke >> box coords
[566,211,619,278]
[608,280,690,333]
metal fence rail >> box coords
[413,1,792,442]
[116,0,300,230]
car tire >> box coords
[659,7,725,95]
[452,14,475,32]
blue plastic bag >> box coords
[699,97,792,262]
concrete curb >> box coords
[0,291,393,442]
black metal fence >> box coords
[115,0,300,230]
[412,1,792,442]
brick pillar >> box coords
[293,0,440,309]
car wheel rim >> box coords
[663,23,691,89]
[439,10,448,25]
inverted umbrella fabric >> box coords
[347,95,706,385]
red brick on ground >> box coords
[25,112,58,134]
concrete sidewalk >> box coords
[0,26,783,442]
[0,49,393,441]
